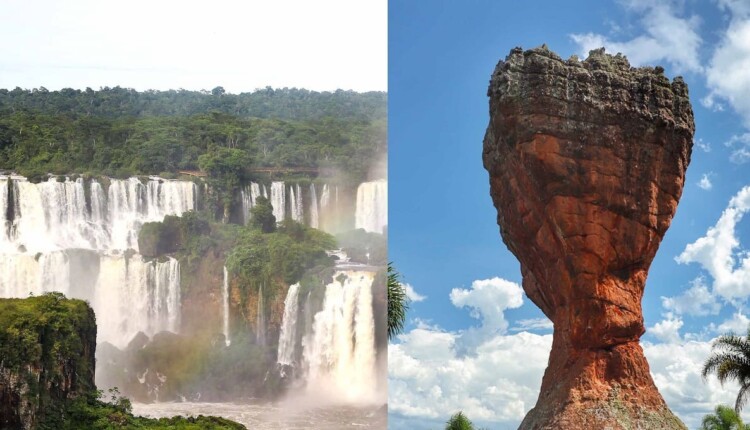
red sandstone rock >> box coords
[483,46,694,429]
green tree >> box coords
[699,405,750,430]
[387,262,408,340]
[445,412,476,430]
[703,327,750,413]
[198,147,251,222]
[249,196,276,233]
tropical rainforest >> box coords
[0,87,386,183]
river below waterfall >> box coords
[132,401,387,429]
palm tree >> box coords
[699,405,749,430]
[387,262,408,340]
[445,411,476,430]
[702,327,750,413]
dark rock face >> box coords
[0,294,96,430]
[483,46,694,429]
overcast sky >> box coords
[0,0,386,93]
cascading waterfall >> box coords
[355,180,388,234]
[270,181,285,222]
[276,283,300,365]
[222,266,231,346]
[0,175,195,347]
[293,184,304,222]
[241,183,263,225]
[299,270,378,402]
[309,184,319,229]
[257,284,266,346]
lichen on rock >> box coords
[483,46,694,429]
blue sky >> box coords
[388,1,750,429]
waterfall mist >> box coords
[0,175,195,347]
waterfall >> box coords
[302,270,377,402]
[355,180,388,234]
[309,184,319,229]
[223,266,231,346]
[0,175,193,347]
[277,283,300,365]
[257,284,266,346]
[241,183,263,225]
[94,255,181,347]
[295,184,304,222]
[270,182,285,222]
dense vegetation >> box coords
[0,293,245,430]
[65,388,246,429]
[0,87,386,183]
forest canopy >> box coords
[0,87,386,183]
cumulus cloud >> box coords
[449,277,524,350]
[389,277,550,428]
[726,133,750,164]
[698,173,714,190]
[569,1,702,73]
[661,277,722,316]
[648,313,684,343]
[676,186,750,300]
[644,340,746,428]
[711,311,750,334]
[402,283,426,302]
[704,2,750,128]
[388,275,750,429]
[389,329,551,427]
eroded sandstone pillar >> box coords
[482,46,694,429]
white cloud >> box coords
[676,186,750,300]
[698,173,714,190]
[661,277,721,316]
[403,283,426,303]
[569,2,702,73]
[695,138,712,152]
[511,317,554,332]
[450,277,524,333]
[389,329,552,426]
[725,133,750,164]
[711,311,750,334]
[389,276,549,428]
[704,3,750,128]
[644,340,747,428]
[648,313,684,343]
[389,276,750,429]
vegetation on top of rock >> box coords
[0,293,96,428]
[227,218,336,296]
[335,228,387,266]
[0,293,246,429]
[64,388,246,429]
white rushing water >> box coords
[270,181,286,222]
[309,184,319,229]
[222,266,231,346]
[277,283,300,366]
[132,401,386,430]
[355,180,387,234]
[257,284,266,346]
[0,175,195,347]
[301,270,378,403]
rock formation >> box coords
[482,46,694,429]
[0,293,97,430]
